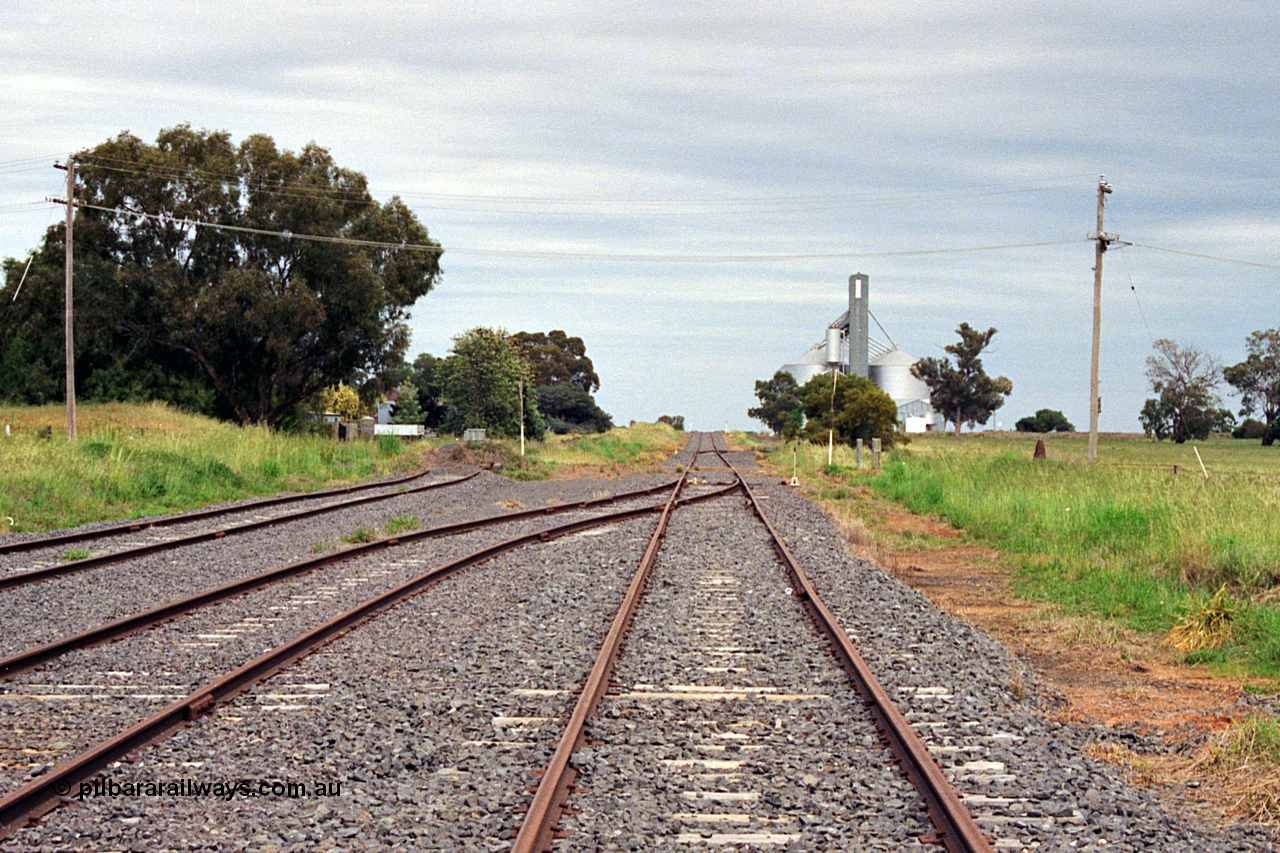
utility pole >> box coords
[518,379,525,456]
[1088,175,1113,464]
[55,158,77,441]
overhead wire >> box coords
[71,202,443,254]
[1129,242,1280,270]
[66,200,1080,262]
[74,155,1090,216]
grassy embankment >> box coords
[0,404,689,533]
[0,402,428,535]
[765,431,1280,681]
[477,421,687,480]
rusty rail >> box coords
[0,478,737,841]
[0,468,439,556]
[0,478,684,681]
[0,472,481,592]
[733,465,993,853]
[510,471,715,852]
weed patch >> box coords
[340,527,379,544]
[383,515,419,536]
[59,549,92,562]
[1165,585,1236,652]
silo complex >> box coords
[775,273,938,433]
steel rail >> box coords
[0,468,437,556]
[0,479,738,841]
[688,430,733,471]
[732,466,994,853]
[0,472,483,592]
[511,472,744,851]
[0,477,684,681]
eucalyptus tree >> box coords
[1,125,442,426]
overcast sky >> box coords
[2,3,1276,434]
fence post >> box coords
[872,437,882,470]
[856,438,863,467]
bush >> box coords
[1234,418,1270,440]
[1015,409,1074,433]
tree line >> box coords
[0,126,441,427]
[0,126,616,439]
[385,328,613,437]
[1141,331,1280,445]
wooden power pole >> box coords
[57,158,77,441]
[1088,175,1113,464]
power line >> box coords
[65,201,1079,262]
[72,202,443,254]
[74,155,1089,215]
[440,239,1083,263]
[1129,242,1280,270]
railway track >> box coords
[514,432,990,852]
[0,474,723,840]
[0,470,482,590]
[1,433,1273,851]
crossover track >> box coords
[514,432,993,853]
[0,468,437,556]
[0,471,483,591]
[0,477,740,840]
[0,477,683,680]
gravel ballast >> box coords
[2,434,1274,851]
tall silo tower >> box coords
[848,273,869,378]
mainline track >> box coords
[0,477,740,840]
[514,432,993,853]
[0,471,482,591]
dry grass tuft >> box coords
[1191,715,1280,825]
[1085,742,1160,787]
[1164,584,1236,652]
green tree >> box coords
[1142,339,1223,443]
[510,329,612,432]
[392,383,424,425]
[512,330,600,393]
[1224,329,1280,446]
[799,373,900,448]
[407,353,450,428]
[748,371,804,439]
[0,126,442,426]
[1015,409,1074,433]
[442,327,544,438]
[537,384,613,433]
[912,323,1012,436]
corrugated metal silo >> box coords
[868,348,929,403]
[781,342,830,385]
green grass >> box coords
[0,401,425,535]
[383,515,419,535]
[769,432,1280,679]
[477,422,686,480]
[340,527,379,544]
[59,549,92,562]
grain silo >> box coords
[869,348,935,433]
[773,272,938,433]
